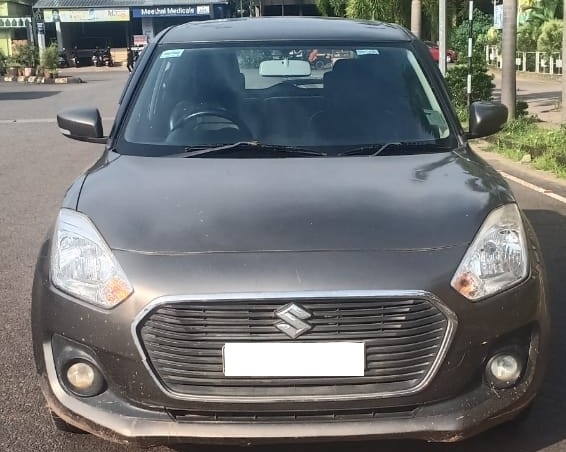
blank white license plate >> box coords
[223,342,365,377]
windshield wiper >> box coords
[176,141,327,158]
[340,142,453,157]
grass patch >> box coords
[487,116,566,179]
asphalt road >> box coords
[1,70,565,452]
[492,71,562,124]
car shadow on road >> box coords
[0,91,60,101]
[170,209,566,452]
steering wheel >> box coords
[170,108,252,138]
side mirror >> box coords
[57,107,107,144]
[466,101,508,139]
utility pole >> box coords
[411,0,421,38]
[467,1,474,106]
[562,0,566,124]
[501,0,517,120]
[439,0,447,75]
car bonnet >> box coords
[76,152,513,254]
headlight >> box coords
[451,204,528,301]
[51,209,133,308]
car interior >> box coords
[123,45,450,153]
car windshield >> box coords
[120,43,454,156]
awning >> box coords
[34,0,226,8]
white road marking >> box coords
[500,171,566,205]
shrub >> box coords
[0,51,6,75]
[14,43,39,68]
[445,53,494,111]
[41,44,60,71]
[488,117,566,178]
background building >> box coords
[32,0,231,50]
[0,0,33,55]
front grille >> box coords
[137,295,451,399]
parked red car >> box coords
[425,41,457,63]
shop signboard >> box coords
[132,5,210,18]
[43,9,130,23]
[133,34,148,46]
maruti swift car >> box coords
[32,17,549,446]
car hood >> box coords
[77,152,513,254]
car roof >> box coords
[161,17,413,45]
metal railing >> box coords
[486,45,563,75]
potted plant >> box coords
[41,44,60,79]
[0,51,6,76]
[14,43,39,77]
[5,56,21,77]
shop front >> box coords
[33,0,230,58]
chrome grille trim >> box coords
[132,290,457,403]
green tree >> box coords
[317,0,347,16]
[449,9,493,56]
[517,22,540,50]
[537,18,563,52]
[346,0,411,24]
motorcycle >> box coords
[102,47,114,67]
[57,48,69,68]
[91,48,103,67]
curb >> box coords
[2,75,84,84]
[471,140,566,198]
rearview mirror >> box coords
[466,101,508,139]
[57,107,107,144]
[259,59,311,77]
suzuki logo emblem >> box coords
[274,303,313,339]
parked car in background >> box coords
[425,41,458,63]
[33,17,549,448]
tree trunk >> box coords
[562,0,566,123]
[501,0,517,120]
[411,0,422,38]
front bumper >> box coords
[32,244,549,446]
[40,330,542,446]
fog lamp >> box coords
[64,360,105,397]
[486,353,523,389]
[67,362,95,389]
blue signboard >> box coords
[132,5,210,18]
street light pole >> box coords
[439,0,447,76]
[467,1,474,106]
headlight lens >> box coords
[451,204,528,301]
[51,209,133,308]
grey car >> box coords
[32,17,549,447]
